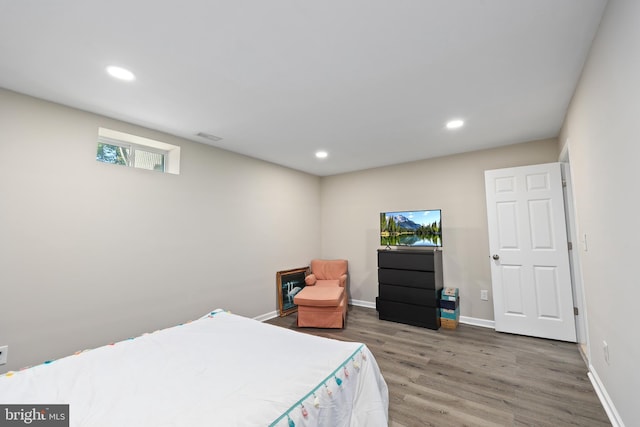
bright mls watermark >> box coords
[0,405,68,426]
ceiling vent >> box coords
[196,132,223,142]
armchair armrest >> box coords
[305,274,317,286]
[338,274,347,288]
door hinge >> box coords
[574,307,579,316]
[568,241,573,250]
[562,179,567,187]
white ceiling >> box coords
[0,0,607,176]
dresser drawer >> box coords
[378,268,436,289]
[376,299,441,330]
[378,250,434,271]
[379,284,439,306]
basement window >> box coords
[96,127,180,174]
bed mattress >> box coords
[0,310,388,426]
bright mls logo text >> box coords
[1,405,69,426]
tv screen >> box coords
[380,209,442,247]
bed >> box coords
[0,309,388,426]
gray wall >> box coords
[560,0,640,424]
[0,88,321,373]
[319,139,559,321]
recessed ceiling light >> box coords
[106,65,135,81]
[315,151,328,159]
[446,119,464,129]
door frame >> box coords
[559,140,590,363]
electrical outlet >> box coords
[480,289,489,301]
[603,341,610,365]
[0,345,7,365]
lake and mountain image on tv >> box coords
[380,209,442,247]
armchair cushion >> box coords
[294,286,344,307]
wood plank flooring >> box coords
[266,305,610,427]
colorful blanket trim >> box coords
[268,344,367,427]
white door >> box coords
[484,162,576,342]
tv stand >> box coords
[375,248,443,329]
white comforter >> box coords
[0,310,388,426]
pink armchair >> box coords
[294,259,348,328]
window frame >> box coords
[98,135,168,172]
[96,128,181,175]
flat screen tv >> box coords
[380,209,442,247]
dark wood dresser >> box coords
[376,249,443,329]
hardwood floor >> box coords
[266,305,610,427]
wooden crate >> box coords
[440,318,459,329]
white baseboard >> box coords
[588,365,625,427]
[349,299,377,309]
[257,301,496,331]
[254,300,376,322]
[459,315,495,329]
[349,301,496,330]
[256,300,376,322]
[253,310,278,322]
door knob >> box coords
[492,254,500,260]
